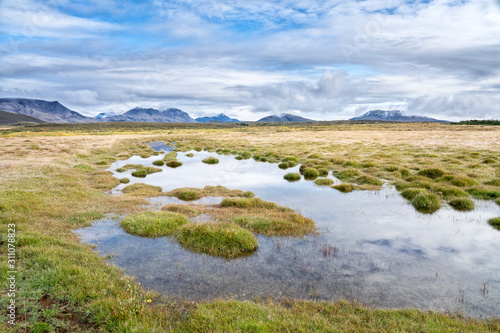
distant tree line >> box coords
[452,120,500,125]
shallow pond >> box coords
[76,146,500,318]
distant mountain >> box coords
[104,107,195,123]
[257,113,314,123]
[95,112,117,119]
[350,110,449,123]
[196,113,240,123]
[0,110,47,124]
[0,98,94,123]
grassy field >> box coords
[1,122,499,332]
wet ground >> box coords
[76,144,500,318]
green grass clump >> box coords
[385,165,399,172]
[433,186,468,199]
[152,160,164,166]
[202,157,219,164]
[411,193,441,214]
[483,158,497,164]
[235,155,244,160]
[467,188,500,200]
[176,222,258,258]
[418,168,445,179]
[314,178,334,186]
[333,169,360,180]
[161,204,202,217]
[131,169,147,178]
[448,198,475,211]
[121,211,189,238]
[401,188,427,200]
[241,151,252,159]
[186,153,194,157]
[278,162,289,169]
[488,217,500,230]
[303,167,319,180]
[284,173,301,182]
[282,156,299,163]
[317,168,329,176]
[356,175,383,186]
[73,163,95,172]
[332,183,355,193]
[122,183,163,196]
[171,188,203,201]
[166,161,183,168]
[232,213,315,237]
[119,177,130,184]
[496,198,500,206]
[220,197,279,210]
[400,169,411,177]
[450,175,477,187]
[342,160,360,168]
[163,152,178,161]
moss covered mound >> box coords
[122,183,163,196]
[314,178,334,186]
[488,217,500,230]
[202,157,219,164]
[448,198,475,211]
[176,222,258,258]
[284,173,301,182]
[332,183,355,193]
[161,204,202,218]
[121,211,189,238]
[411,193,441,214]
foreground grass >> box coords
[0,124,499,331]
[121,211,190,237]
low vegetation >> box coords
[284,172,301,181]
[488,217,500,230]
[2,123,500,331]
[176,222,258,258]
[122,183,163,196]
[411,193,441,214]
[448,197,475,211]
[314,178,334,186]
[202,157,219,164]
[332,183,356,193]
[161,203,203,217]
[165,186,254,201]
[121,211,190,237]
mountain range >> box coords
[196,113,240,123]
[256,113,314,122]
[350,110,449,123]
[0,110,47,124]
[0,98,451,124]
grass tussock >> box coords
[314,178,334,186]
[166,160,182,168]
[401,188,427,200]
[488,217,500,230]
[220,197,280,210]
[332,183,355,193]
[122,183,163,196]
[411,193,441,214]
[161,204,202,217]
[131,169,147,178]
[166,186,254,201]
[355,175,384,186]
[303,167,319,180]
[417,168,445,179]
[202,157,219,164]
[284,172,301,181]
[152,160,164,166]
[119,177,130,184]
[121,211,190,237]
[467,188,500,200]
[448,197,475,211]
[176,221,258,258]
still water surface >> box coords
[76,145,500,317]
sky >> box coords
[0,0,499,121]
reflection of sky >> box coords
[84,149,500,317]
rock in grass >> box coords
[488,217,500,230]
[121,211,189,238]
[314,178,334,186]
[176,222,258,258]
[411,193,441,214]
[448,198,475,211]
[332,184,355,193]
[202,157,219,164]
[166,161,182,168]
[122,183,163,196]
[284,173,301,182]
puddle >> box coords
[75,147,500,318]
